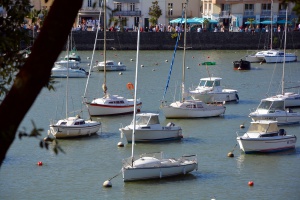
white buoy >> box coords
[103,180,112,187]
[186,67,189,69]
[130,59,134,61]
[117,142,124,147]
[141,65,144,67]
[152,69,155,71]
[87,63,90,66]
[240,124,245,128]
[87,57,90,59]
[165,60,168,62]
[119,72,123,75]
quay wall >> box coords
[70,31,300,51]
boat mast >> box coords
[131,22,140,164]
[66,35,70,119]
[270,0,273,49]
[282,6,288,95]
[103,0,107,95]
[181,0,188,102]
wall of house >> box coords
[67,31,300,51]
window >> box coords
[88,0,92,7]
[262,3,271,11]
[168,3,173,16]
[245,4,254,11]
[130,3,135,11]
[116,3,122,11]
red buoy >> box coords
[248,181,254,186]
[37,161,43,166]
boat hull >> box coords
[244,55,265,63]
[190,90,238,103]
[121,128,182,142]
[162,105,225,118]
[86,102,142,116]
[237,136,297,154]
[49,123,101,139]
[264,55,297,63]
[122,162,197,182]
[249,113,300,125]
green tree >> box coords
[0,0,83,167]
[148,1,162,26]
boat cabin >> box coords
[247,120,281,137]
[133,113,160,126]
[257,98,285,112]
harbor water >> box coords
[1,50,300,199]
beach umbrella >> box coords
[170,18,183,23]
[209,19,218,24]
[245,20,260,24]
[260,20,276,25]
[277,20,292,24]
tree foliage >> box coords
[0,0,83,168]
[148,1,162,25]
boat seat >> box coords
[279,129,286,136]
[166,122,175,127]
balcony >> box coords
[261,10,271,17]
[113,10,141,17]
[278,10,287,17]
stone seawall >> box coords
[71,31,300,51]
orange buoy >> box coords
[37,161,43,166]
[126,82,134,90]
[248,181,254,186]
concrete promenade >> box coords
[69,31,300,51]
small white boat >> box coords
[236,120,297,154]
[189,77,239,103]
[119,113,182,143]
[55,60,80,68]
[85,93,142,116]
[244,50,272,63]
[162,100,225,119]
[93,60,126,71]
[249,97,300,125]
[122,152,198,182]
[49,115,101,139]
[64,50,81,62]
[51,65,88,78]
[264,51,297,63]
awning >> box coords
[170,18,184,23]
[260,20,276,25]
[245,20,260,24]
[277,20,292,24]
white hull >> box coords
[249,112,300,125]
[264,54,297,63]
[51,67,88,78]
[162,101,225,119]
[272,93,300,107]
[190,90,238,103]
[86,102,142,116]
[237,136,297,153]
[122,154,198,182]
[93,65,126,71]
[49,121,101,139]
[244,55,265,63]
[121,128,182,142]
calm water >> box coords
[1,50,300,200]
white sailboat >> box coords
[49,36,101,139]
[121,16,198,182]
[83,1,141,116]
[266,6,300,107]
[236,120,297,153]
[161,3,226,118]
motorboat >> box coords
[264,50,297,63]
[85,93,142,116]
[244,50,271,63]
[119,113,182,143]
[51,65,88,78]
[93,60,126,71]
[122,152,198,181]
[271,92,300,107]
[189,77,239,103]
[249,97,300,125]
[236,120,297,153]
[49,115,101,139]
[55,60,80,68]
[162,100,225,118]
[233,59,251,70]
[64,49,81,62]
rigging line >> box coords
[162,2,187,101]
[83,0,104,100]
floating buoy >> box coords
[186,67,189,69]
[192,56,194,58]
[114,54,117,56]
[165,60,168,62]
[87,63,90,66]
[248,181,254,186]
[101,53,103,55]
[37,161,43,166]
[117,142,124,147]
[155,63,158,65]
[227,152,234,157]
[119,72,123,75]
[103,180,112,187]
[141,64,144,67]
[130,59,133,61]
[240,124,245,128]
[152,69,155,71]
[198,63,201,66]
[87,57,90,59]
[260,62,263,65]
